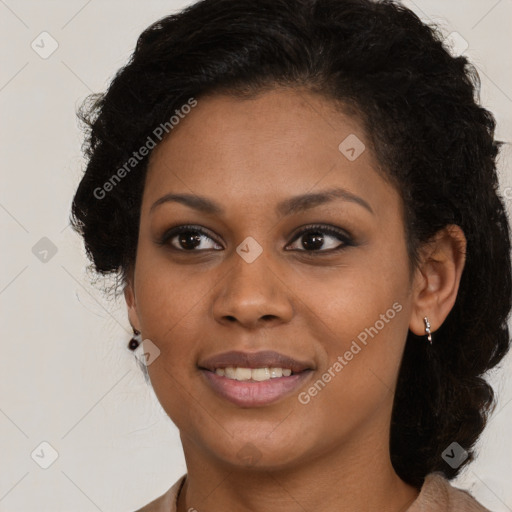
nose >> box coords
[211,250,294,330]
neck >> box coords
[176,425,419,512]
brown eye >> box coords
[159,225,223,251]
[286,225,353,253]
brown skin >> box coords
[124,88,466,512]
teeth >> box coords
[252,368,270,381]
[235,367,252,381]
[214,367,294,381]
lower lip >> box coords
[201,369,312,407]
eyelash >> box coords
[157,223,355,255]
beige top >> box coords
[134,472,492,511]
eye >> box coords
[157,223,354,254]
[286,224,353,253]
[158,225,223,251]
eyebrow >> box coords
[149,186,374,217]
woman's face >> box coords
[126,88,416,470]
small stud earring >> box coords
[423,317,433,345]
[128,328,142,350]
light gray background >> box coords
[1,1,511,511]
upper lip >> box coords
[198,350,313,373]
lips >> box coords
[198,350,314,407]
[198,350,313,374]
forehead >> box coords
[143,88,396,217]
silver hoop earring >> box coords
[423,317,433,345]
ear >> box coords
[124,276,141,333]
[409,224,467,338]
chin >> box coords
[199,427,311,471]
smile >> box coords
[198,350,314,407]
[214,367,293,381]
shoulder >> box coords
[133,475,186,512]
[408,472,492,512]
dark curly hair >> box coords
[70,0,512,489]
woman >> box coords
[70,0,511,510]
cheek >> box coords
[307,275,409,392]
[298,287,409,441]
[132,256,210,397]
[133,254,208,427]
[134,243,206,330]
[305,246,410,341]
[302,235,412,399]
